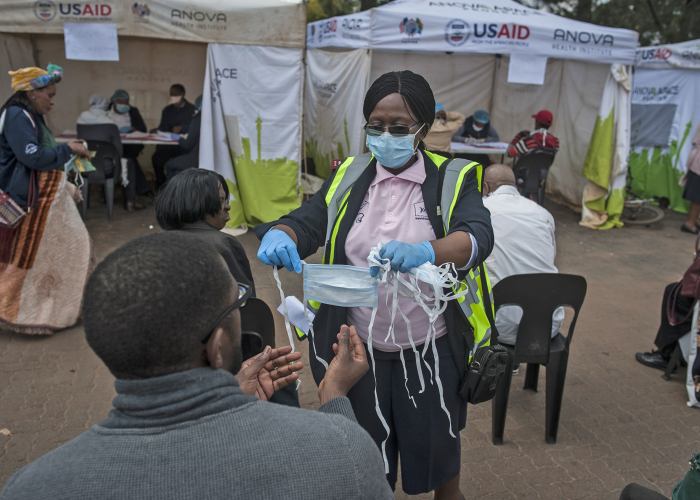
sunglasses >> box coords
[364,122,422,137]
[201,282,252,344]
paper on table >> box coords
[64,23,119,61]
[472,141,512,149]
[157,130,172,138]
[124,131,149,138]
[276,296,315,335]
[507,53,548,85]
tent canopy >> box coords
[635,39,700,70]
[0,0,306,48]
[307,0,637,64]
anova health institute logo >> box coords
[445,19,470,46]
[33,0,57,21]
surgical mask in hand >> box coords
[304,264,378,308]
[366,125,423,169]
[169,95,183,105]
[115,104,130,113]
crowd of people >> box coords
[0,64,698,500]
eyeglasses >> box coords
[201,282,252,344]
[364,122,422,137]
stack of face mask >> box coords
[272,245,468,473]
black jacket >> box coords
[157,100,197,134]
[0,104,71,206]
[179,220,255,296]
[128,106,147,133]
[255,150,493,384]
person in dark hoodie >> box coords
[453,109,500,144]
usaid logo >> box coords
[33,0,57,21]
[445,19,470,46]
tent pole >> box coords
[489,54,501,115]
[29,34,41,67]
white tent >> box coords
[304,0,638,209]
[627,39,700,214]
[0,0,307,226]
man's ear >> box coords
[205,327,226,369]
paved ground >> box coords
[1,195,699,499]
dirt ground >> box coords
[1,196,698,499]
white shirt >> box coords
[483,185,564,345]
[108,109,131,130]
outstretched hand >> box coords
[236,345,303,401]
[318,325,369,404]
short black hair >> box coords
[155,169,230,230]
[170,83,185,95]
[83,232,232,379]
[537,121,551,130]
[363,71,435,131]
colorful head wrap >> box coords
[8,63,63,92]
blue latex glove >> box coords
[370,240,435,277]
[170,133,181,141]
[257,229,302,274]
[119,126,132,134]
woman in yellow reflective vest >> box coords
[255,71,494,499]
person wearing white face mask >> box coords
[254,71,494,499]
[107,89,152,198]
[150,84,197,188]
[453,109,500,144]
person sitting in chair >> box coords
[164,95,202,180]
[76,93,142,211]
[423,104,464,153]
[453,109,499,144]
[482,164,564,370]
[507,110,559,159]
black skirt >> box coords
[683,170,700,203]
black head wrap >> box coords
[363,70,435,132]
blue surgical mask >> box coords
[366,125,423,169]
[116,104,130,113]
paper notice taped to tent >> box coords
[64,23,119,61]
[508,53,548,85]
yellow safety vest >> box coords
[295,152,494,359]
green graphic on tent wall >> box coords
[628,121,693,214]
[306,116,351,179]
[582,109,614,189]
[227,115,300,227]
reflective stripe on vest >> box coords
[320,152,494,354]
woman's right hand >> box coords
[257,228,302,274]
[68,141,90,158]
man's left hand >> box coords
[236,346,303,401]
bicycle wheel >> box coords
[621,204,665,225]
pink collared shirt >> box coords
[345,154,448,351]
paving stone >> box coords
[2,201,700,499]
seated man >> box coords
[452,109,499,144]
[107,89,152,198]
[635,282,694,371]
[151,83,197,188]
[423,104,464,153]
[507,109,559,158]
[76,93,142,211]
[482,165,564,361]
[0,232,392,500]
[165,95,202,180]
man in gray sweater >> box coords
[0,232,393,500]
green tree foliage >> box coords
[522,0,700,45]
[304,0,392,23]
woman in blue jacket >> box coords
[0,64,89,206]
[0,64,92,335]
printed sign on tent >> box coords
[64,23,119,61]
[507,53,547,85]
[305,49,371,179]
[200,43,303,227]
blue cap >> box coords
[435,104,444,112]
[473,109,489,124]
